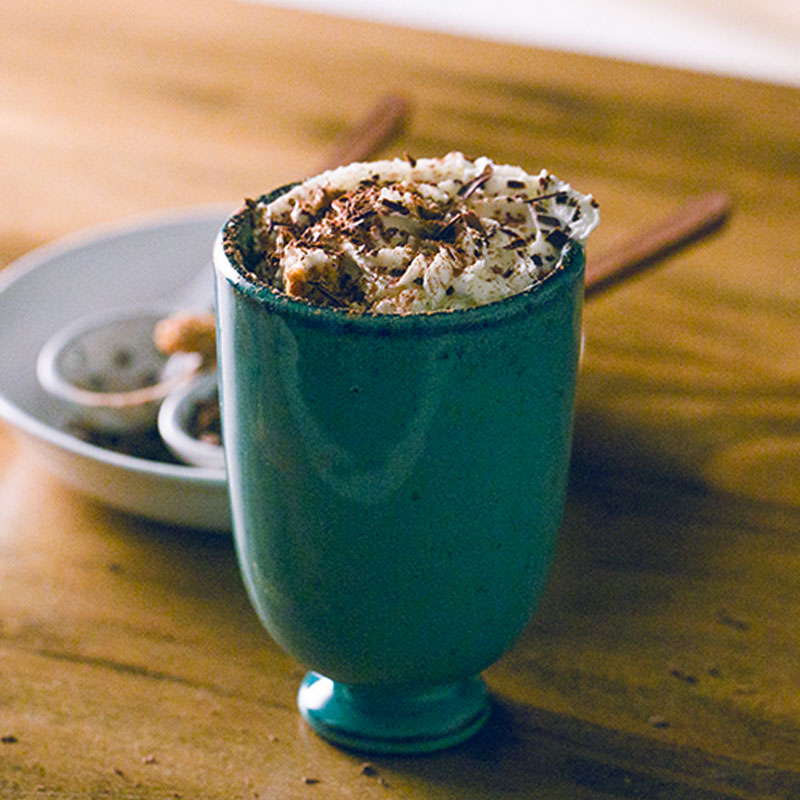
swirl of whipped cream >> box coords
[247,152,599,313]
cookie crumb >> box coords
[360,762,378,776]
[154,311,217,365]
[669,668,698,685]
[1,735,18,744]
[717,608,750,631]
[302,776,320,785]
[648,715,669,728]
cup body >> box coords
[214,197,584,747]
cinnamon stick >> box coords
[318,94,411,173]
[585,191,731,297]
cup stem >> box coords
[297,672,490,754]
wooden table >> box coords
[2,1,799,797]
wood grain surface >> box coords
[2,0,799,797]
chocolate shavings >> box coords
[458,165,493,200]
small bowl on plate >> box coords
[158,371,224,471]
[37,308,203,434]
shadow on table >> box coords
[374,695,798,800]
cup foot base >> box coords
[297,672,490,754]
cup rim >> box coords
[213,186,585,335]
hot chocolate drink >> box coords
[213,153,597,753]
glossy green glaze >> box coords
[213,197,584,752]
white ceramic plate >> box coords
[0,207,233,531]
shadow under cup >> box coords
[213,200,584,754]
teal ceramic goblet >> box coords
[213,190,584,754]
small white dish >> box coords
[158,372,225,471]
[0,207,231,531]
[37,308,202,434]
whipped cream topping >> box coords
[246,152,598,313]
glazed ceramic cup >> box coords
[213,189,584,754]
